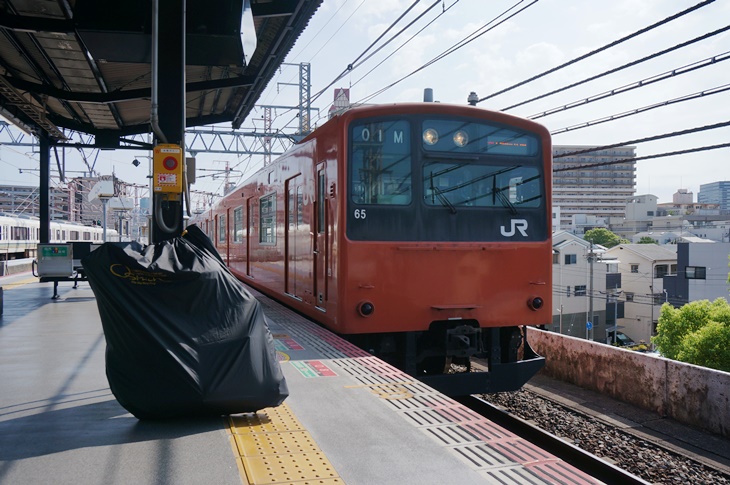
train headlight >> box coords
[423,128,439,145]
[453,130,468,147]
[357,301,375,317]
[527,296,544,311]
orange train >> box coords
[196,102,552,395]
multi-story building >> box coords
[552,145,636,232]
[698,181,730,212]
[0,184,70,219]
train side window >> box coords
[259,193,276,245]
[219,214,226,243]
[233,206,243,243]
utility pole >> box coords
[587,242,595,340]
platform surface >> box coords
[0,273,601,485]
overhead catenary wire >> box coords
[553,142,730,172]
[476,0,717,104]
[307,0,463,127]
[355,0,540,106]
[309,0,434,106]
[553,120,730,159]
[550,83,730,135]
[525,49,730,119]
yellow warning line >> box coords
[227,403,344,484]
[1,277,38,289]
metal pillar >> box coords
[39,134,51,243]
[151,0,186,243]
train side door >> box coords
[314,163,328,311]
[285,175,303,298]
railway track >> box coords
[455,395,651,484]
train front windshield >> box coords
[347,115,549,242]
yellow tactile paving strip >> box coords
[227,403,344,484]
[1,276,39,289]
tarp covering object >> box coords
[82,224,288,419]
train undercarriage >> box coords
[347,322,545,396]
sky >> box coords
[1,0,728,211]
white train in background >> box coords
[0,213,118,259]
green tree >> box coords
[638,236,657,244]
[653,298,730,372]
[676,321,730,371]
[583,228,627,248]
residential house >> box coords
[552,231,619,342]
[664,242,730,306]
[603,244,678,344]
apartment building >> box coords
[552,145,636,232]
[0,184,69,219]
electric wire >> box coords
[526,49,730,119]
[308,0,462,127]
[553,142,730,172]
[476,0,716,104]
[355,0,540,106]
[553,120,730,159]
[550,83,730,135]
[310,0,432,106]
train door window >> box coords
[318,171,325,234]
[218,214,226,243]
[259,193,276,245]
[350,119,411,205]
[233,206,243,243]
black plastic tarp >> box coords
[81,224,288,419]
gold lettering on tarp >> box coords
[109,264,170,285]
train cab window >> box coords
[421,119,538,156]
[218,214,226,243]
[423,162,541,209]
[233,206,243,243]
[259,193,276,245]
[350,119,411,205]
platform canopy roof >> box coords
[0,0,321,146]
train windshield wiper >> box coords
[429,172,456,214]
[495,188,518,215]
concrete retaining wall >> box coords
[527,328,730,438]
[0,259,33,276]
